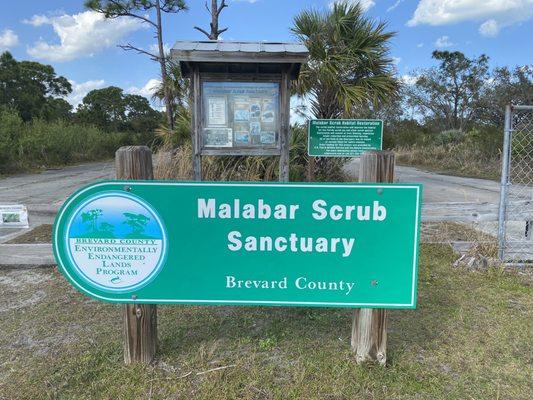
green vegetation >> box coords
[0,244,531,399]
[85,0,188,131]
[155,124,347,183]
[0,52,72,122]
[75,86,162,133]
[292,1,398,180]
[380,53,532,179]
[0,106,152,174]
[0,52,162,175]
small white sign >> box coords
[0,205,29,228]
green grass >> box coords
[0,244,531,399]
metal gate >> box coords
[498,104,533,263]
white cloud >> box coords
[407,0,533,37]
[435,36,454,48]
[387,0,404,12]
[291,95,312,124]
[401,74,418,85]
[329,0,375,11]
[392,56,401,65]
[0,29,19,51]
[22,15,52,26]
[25,11,144,62]
[417,42,424,48]
[127,78,161,100]
[149,43,171,55]
[479,19,500,37]
[67,79,106,107]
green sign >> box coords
[308,119,383,157]
[53,181,422,308]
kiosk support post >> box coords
[279,68,290,182]
[116,146,158,364]
[351,150,395,365]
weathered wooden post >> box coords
[115,145,158,364]
[351,150,395,365]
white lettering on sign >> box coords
[226,231,355,257]
[311,200,387,221]
[197,197,388,258]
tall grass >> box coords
[154,125,347,182]
[388,125,504,180]
[395,143,502,180]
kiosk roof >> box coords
[171,41,308,78]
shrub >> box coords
[432,129,465,146]
[0,110,153,174]
[0,107,23,172]
[154,124,348,182]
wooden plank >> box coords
[115,146,158,365]
[192,65,202,181]
[201,148,281,156]
[422,200,532,222]
[279,68,290,182]
[351,150,394,366]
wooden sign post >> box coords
[351,150,395,365]
[115,146,157,364]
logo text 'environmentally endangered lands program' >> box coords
[65,192,167,293]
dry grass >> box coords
[6,224,53,244]
[0,245,532,399]
[396,145,501,181]
[154,143,279,182]
[421,222,499,259]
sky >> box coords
[0,0,532,109]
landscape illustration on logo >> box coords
[66,193,166,293]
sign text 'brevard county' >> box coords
[53,182,422,308]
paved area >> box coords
[0,161,114,243]
[344,159,501,204]
[0,159,529,265]
[0,244,54,267]
[0,161,114,208]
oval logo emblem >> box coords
[64,191,167,293]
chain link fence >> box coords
[498,104,533,263]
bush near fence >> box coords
[385,124,503,180]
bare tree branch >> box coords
[217,0,227,16]
[118,43,160,61]
[195,0,228,40]
[194,26,212,38]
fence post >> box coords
[115,146,158,365]
[351,150,394,365]
[497,104,512,260]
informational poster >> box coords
[202,82,280,149]
[204,128,233,147]
[308,119,383,157]
[206,97,227,126]
[0,205,29,228]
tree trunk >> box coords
[156,1,174,131]
[210,0,218,40]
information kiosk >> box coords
[170,41,309,181]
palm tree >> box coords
[292,1,399,180]
[153,60,192,147]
